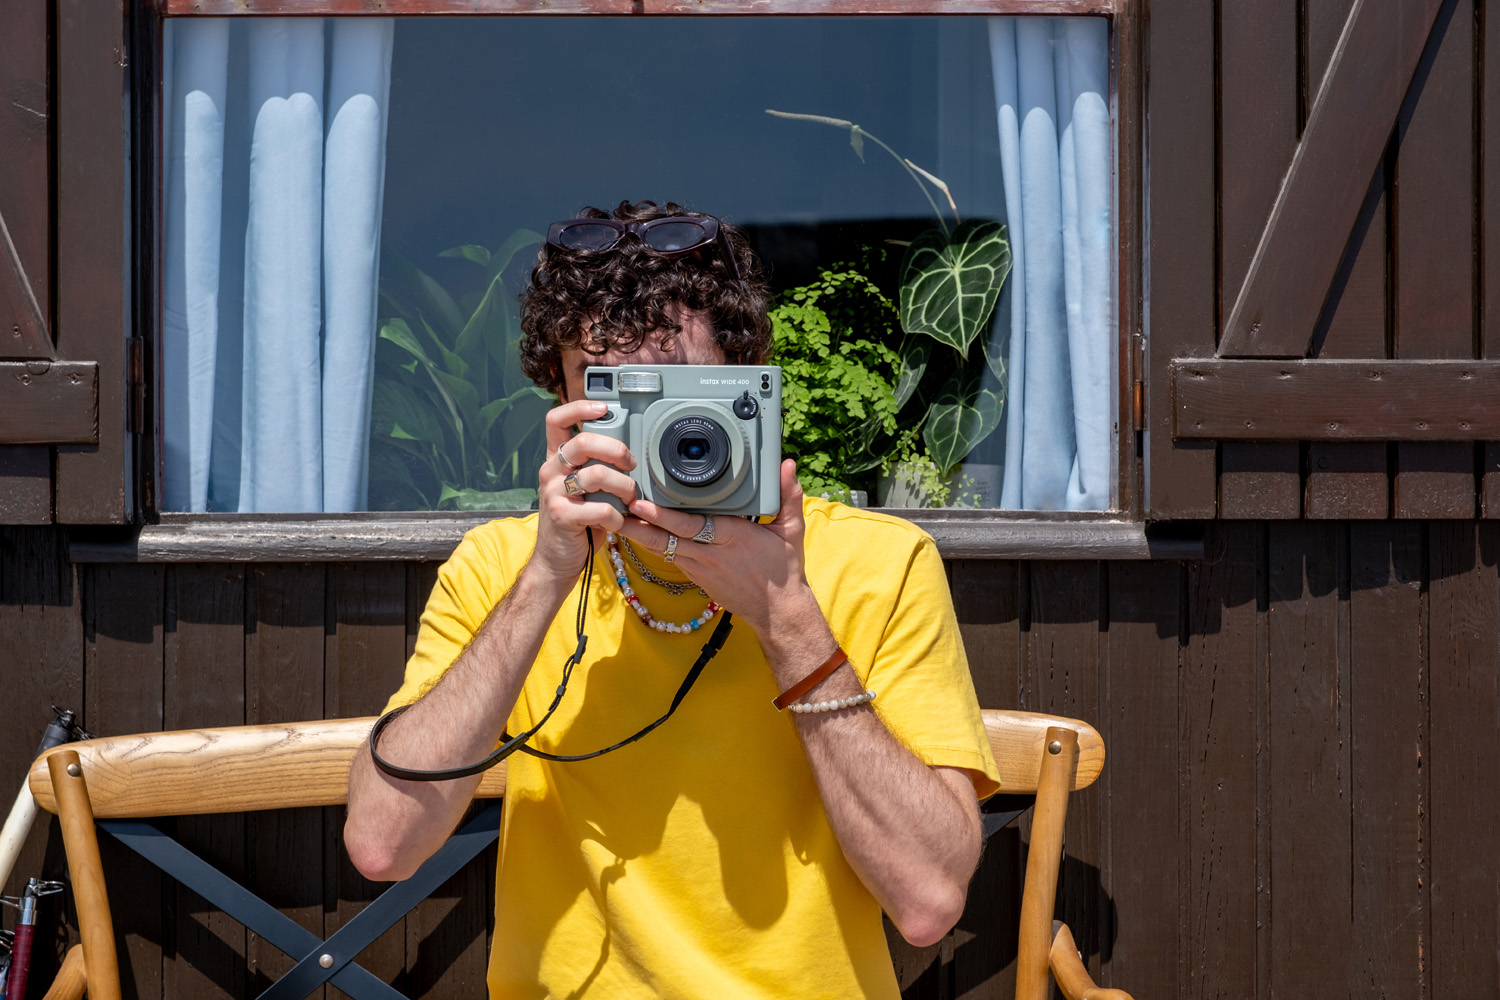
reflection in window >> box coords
[160,16,1112,513]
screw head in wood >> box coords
[66,763,81,777]
[319,954,334,969]
[1047,740,1063,755]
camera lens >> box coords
[659,416,731,487]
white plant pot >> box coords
[878,461,1002,509]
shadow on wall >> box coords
[1173,520,1500,638]
[0,527,74,608]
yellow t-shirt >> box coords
[385,497,1000,1000]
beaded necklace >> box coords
[606,532,720,634]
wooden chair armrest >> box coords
[29,717,507,818]
[1049,921,1133,1000]
[981,710,1106,792]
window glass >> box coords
[160,15,1113,514]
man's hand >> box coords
[619,460,982,945]
[616,459,820,638]
[533,400,639,587]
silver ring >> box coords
[691,514,716,544]
[562,473,585,496]
[663,533,679,563]
[556,443,582,471]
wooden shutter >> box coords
[0,0,136,525]
[1146,0,1500,519]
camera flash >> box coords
[619,372,663,393]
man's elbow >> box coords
[344,814,419,883]
[892,879,969,948]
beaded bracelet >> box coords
[788,689,878,714]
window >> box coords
[157,12,1117,516]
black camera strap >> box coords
[369,529,735,782]
[514,609,733,763]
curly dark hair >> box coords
[519,200,772,395]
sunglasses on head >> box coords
[545,215,745,285]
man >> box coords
[345,200,1000,999]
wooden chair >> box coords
[28,710,1127,1000]
[27,719,507,1000]
[984,710,1132,1000]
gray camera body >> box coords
[581,364,782,517]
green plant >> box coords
[766,110,1013,494]
[369,231,552,511]
[771,263,903,502]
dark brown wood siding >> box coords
[5,524,1497,1000]
[1147,0,1500,519]
[0,0,57,522]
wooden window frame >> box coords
[76,0,1180,561]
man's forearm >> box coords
[345,560,576,882]
[760,610,983,947]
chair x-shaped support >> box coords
[99,801,503,1000]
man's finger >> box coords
[570,465,639,505]
[614,517,681,562]
[566,431,637,472]
[547,497,627,534]
[770,460,804,527]
[626,497,716,540]
[545,400,609,452]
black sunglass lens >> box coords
[643,222,709,253]
[558,224,621,250]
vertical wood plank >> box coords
[952,560,1021,712]
[324,564,411,993]
[54,0,131,524]
[1427,521,1500,994]
[163,565,246,1000]
[1484,0,1500,517]
[1100,560,1180,997]
[0,528,82,903]
[404,848,497,1000]
[245,564,326,995]
[85,563,166,1000]
[407,562,440,663]
[1146,0,1218,517]
[1182,523,1262,996]
[0,0,55,521]
[1393,0,1477,518]
[0,450,53,524]
[1025,563,1102,979]
[951,559,1021,1000]
[1348,522,1427,999]
[1267,522,1353,995]
[1115,2,1146,517]
[1304,0,1391,518]
[0,0,52,356]
[1217,0,1302,518]
[1305,0,1359,102]
[1304,169,1391,518]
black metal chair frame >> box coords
[98,802,502,1000]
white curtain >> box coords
[987,17,1113,511]
[162,18,393,513]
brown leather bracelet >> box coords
[773,646,849,711]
